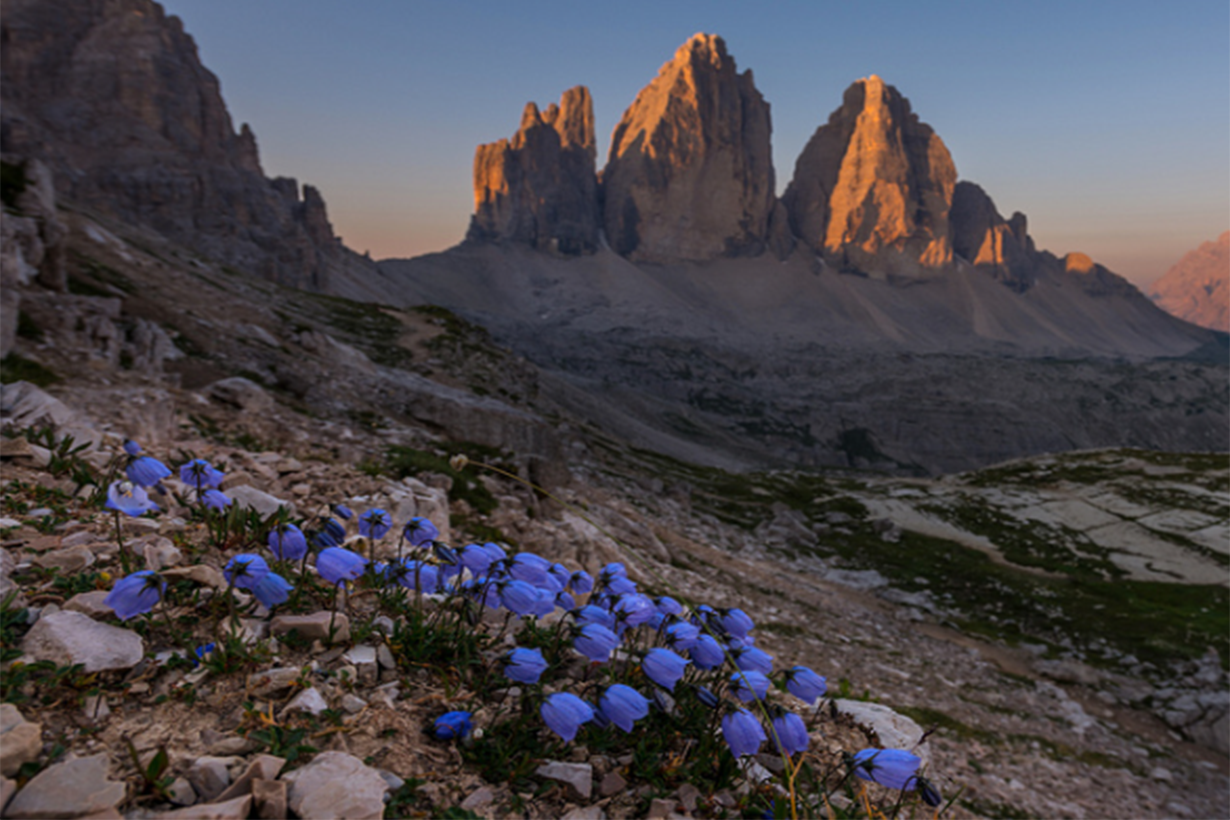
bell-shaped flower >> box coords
[252,572,293,608]
[664,621,699,651]
[126,456,171,488]
[201,489,232,511]
[598,684,650,733]
[574,623,620,663]
[503,647,547,685]
[433,711,472,740]
[104,570,165,620]
[689,634,726,670]
[333,504,354,520]
[695,685,721,709]
[721,709,766,758]
[730,670,771,702]
[508,552,552,587]
[106,480,159,517]
[179,459,224,490]
[770,711,810,755]
[401,516,439,547]
[549,563,571,589]
[122,439,143,456]
[606,575,638,596]
[322,517,346,541]
[852,748,922,790]
[655,596,683,616]
[642,648,689,691]
[401,560,439,593]
[719,608,755,639]
[909,775,943,807]
[596,562,627,588]
[268,524,308,561]
[567,570,593,595]
[614,594,656,628]
[541,693,593,743]
[556,591,576,612]
[574,604,615,631]
[481,542,507,564]
[499,579,541,617]
[224,554,270,590]
[733,646,774,675]
[316,547,367,586]
[457,544,493,576]
[358,509,392,540]
[784,666,827,703]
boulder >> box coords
[282,751,389,820]
[207,378,274,413]
[833,699,930,767]
[783,75,956,280]
[19,610,144,673]
[0,704,42,777]
[469,86,600,255]
[602,33,776,263]
[3,754,125,819]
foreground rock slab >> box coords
[282,751,389,820]
[4,754,125,819]
[19,610,143,672]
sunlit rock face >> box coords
[950,181,1039,292]
[0,0,369,292]
[601,34,778,264]
[468,86,600,255]
[1149,232,1230,332]
[783,76,956,280]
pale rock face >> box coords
[783,76,956,279]
[468,86,600,255]
[601,33,777,263]
[1149,232,1230,332]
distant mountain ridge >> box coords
[1149,233,1229,332]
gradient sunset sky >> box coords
[158,0,1229,288]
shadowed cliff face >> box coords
[600,34,778,264]
[467,86,600,255]
[783,76,957,280]
[0,0,375,293]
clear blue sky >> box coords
[159,0,1229,287]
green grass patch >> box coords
[0,353,59,386]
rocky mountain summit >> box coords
[0,0,385,299]
[1150,232,1230,332]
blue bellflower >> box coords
[403,517,439,547]
[126,456,171,488]
[106,480,159,517]
[770,712,810,755]
[720,608,755,639]
[316,547,367,585]
[224,554,270,590]
[733,646,774,675]
[358,509,392,540]
[333,504,354,520]
[252,572,293,608]
[179,459,224,490]
[567,570,594,594]
[122,439,143,456]
[503,647,547,685]
[599,684,650,733]
[642,648,689,691]
[104,570,165,620]
[722,709,766,758]
[268,524,308,561]
[852,748,922,790]
[201,489,231,511]
[785,666,827,703]
[541,693,593,743]
[574,623,620,663]
[434,711,472,740]
[731,670,771,702]
[689,634,726,670]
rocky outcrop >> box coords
[601,34,777,263]
[1149,232,1230,332]
[467,87,600,255]
[0,0,375,292]
[950,181,1038,291]
[782,76,956,279]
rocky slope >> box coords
[1150,232,1230,332]
[0,0,387,299]
[0,196,1227,817]
[467,87,600,255]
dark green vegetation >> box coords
[594,441,1230,674]
[1,159,27,208]
[0,353,59,386]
